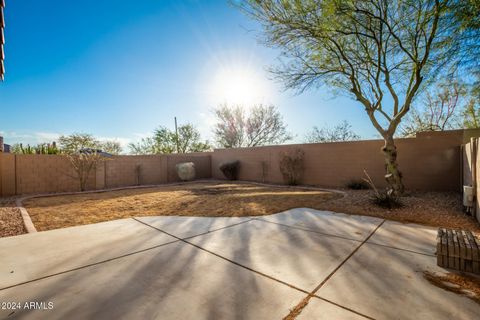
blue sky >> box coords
[0,0,379,151]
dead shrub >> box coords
[363,170,403,209]
[279,149,305,185]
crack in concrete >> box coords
[282,220,386,320]
[135,217,375,320]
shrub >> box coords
[176,162,196,181]
[346,179,370,190]
[371,191,403,209]
[279,149,305,185]
[219,160,240,180]
[362,170,403,209]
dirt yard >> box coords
[22,181,480,232]
[23,182,338,231]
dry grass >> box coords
[424,271,480,305]
[22,181,480,233]
[24,182,338,231]
[0,198,26,237]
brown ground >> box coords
[321,189,480,232]
[424,271,480,305]
[22,181,480,233]
[24,182,338,231]
[0,198,26,237]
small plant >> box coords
[219,160,240,180]
[135,164,142,185]
[346,179,370,190]
[261,161,268,183]
[363,170,403,209]
[279,149,305,185]
[65,151,104,191]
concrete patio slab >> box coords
[367,220,438,255]
[0,241,305,320]
[0,218,176,289]
[257,208,383,241]
[1,210,478,320]
[186,219,361,291]
[317,243,480,320]
[297,298,369,319]
[135,215,252,238]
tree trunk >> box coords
[382,136,405,196]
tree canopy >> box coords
[305,120,360,143]
[129,124,211,155]
[213,104,292,148]
[240,0,479,195]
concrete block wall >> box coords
[212,129,479,191]
[166,153,212,183]
[0,153,212,196]
[0,129,478,197]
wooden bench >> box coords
[437,228,480,274]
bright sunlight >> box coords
[209,65,271,106]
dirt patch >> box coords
[0,198,27,237]
[23,182,338,231]
[283,295,311,320]
[424,271,480,305]
[321,190,480,232]
[21,181,480,232]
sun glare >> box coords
[210,65,270,106]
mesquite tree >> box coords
[241,0,465,195]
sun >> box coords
[209,65,270,106]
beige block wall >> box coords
[0,129,478,197]
[104,156,168,188]
[14,155,95,194]
[166,153,212,182]
[0,154,16,196]
[0,153,212,196]
[212,130,467,191]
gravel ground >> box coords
[0,198,26,238]
[321,189,480,232]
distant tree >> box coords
[11,142,59,154]
[129,124,210,155]
[129,137,160,155]
[57,133,122,191]
[400,80,466,137]
[99,140,122,155]
[175,124,211,153]
[462,100,480,129]
[58,133,99,153]
[58,133,122,154]
[240,0,474,195]
[213,104,292,148]
[462,73,480,129]
[305,121,360,143]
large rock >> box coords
[176,162,196,181]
